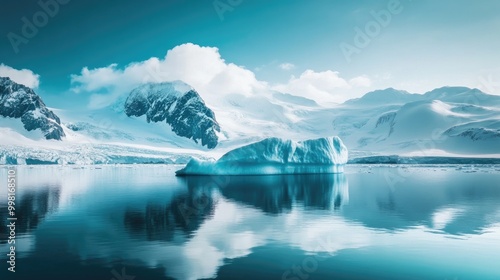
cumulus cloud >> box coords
[0,64,40,88]
[349,75,372,87]
[279,63,295,70]
[70,43,370,108]
[273,70,371,104]
[71,43,267,108]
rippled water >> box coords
[1,165,500,280]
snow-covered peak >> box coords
[0,76,13,87]
[128,80,194,100]
[171,80,194,93]
[424,86,475,98]
[344,88,420,106]
[0,76,65,140]
[422,86,499,105]
[124,81,220,148]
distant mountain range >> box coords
[335,87,500,156]
[1,76,499,164]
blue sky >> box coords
[1,0,500,107]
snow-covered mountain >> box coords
[0,79,218,164]
[1,78,499,164]
[344,88,421,106]
[331,87,500,156]
[124,81,220,148]
[0,77,65,140]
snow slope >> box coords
[0,123,213,165]
[328,87,500,157]
[176,136,348,175]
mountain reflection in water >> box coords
[1,165,499,280]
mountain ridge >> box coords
[124,81,221,149]
[0,76,65,140]
[1,80,499,164]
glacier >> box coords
[176,136,348,175]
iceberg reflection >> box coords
[183,173,349,213]
[2,166,500,280]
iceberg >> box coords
[176,136,348,175]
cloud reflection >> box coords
[3,166,500,279]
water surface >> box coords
[1,165,499,279]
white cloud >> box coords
[279,63,295,70]
[0,64,40,88]
[274,70,371,104]
[349,75,372,87]
[432,207,464,230]
[71,43,267,108]
[70,43,371,108]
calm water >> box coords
[1,165,500,280]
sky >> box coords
[1,0,500,108]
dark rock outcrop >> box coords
[0,77,65,140]
[124,81,220,148]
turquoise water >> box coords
[1,165,500,280]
